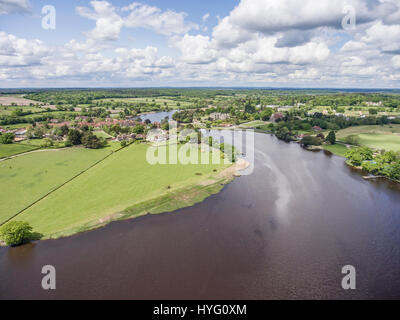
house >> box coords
[270,112,284,122]
[15,129,27,136]
[366,101,382,106]
[209,113,230,121]
[278,105,293,111]
[312,126,322,132]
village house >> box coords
[278,105,293,111]
[366,101,382,106]
[270,112,284,122]
[312,126,323,132]
[209,113,230,121]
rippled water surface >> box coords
[1,132,400,299]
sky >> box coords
[0,0,400,88]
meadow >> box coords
[6,143,229,237]
[0,143,38,159]
[0,145,118,225]
[322,143,349,157]
[336,125,400,151]
[97,97,194,109]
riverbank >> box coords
[0,142,248,243]
[45,158,249,240]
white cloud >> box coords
[123,2,197,36]
[202,13,210,22]
[172,34,217,64]
[0,32,48,67]
[393,56,400,69]
[76,1,124,41]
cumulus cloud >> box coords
[1,0,400,87]
[172,34,217,64]
[77,1,124,41]
[123,2,198,35]
[0,32,48,67]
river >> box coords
[137,110,177,123]
[1,132,400,299]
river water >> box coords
[1,132,400,299]
[138,110,177,123]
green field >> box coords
[94,130,112,139]
[336,125,400,151]
[323,143,349,157]
[0,143,38,158]
[97,97,193,109]
[4,143,229,237]
[0,146,117,224]
[239,120,269,128]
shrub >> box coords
[0,221,33,246]
[326,131,336,144]
[82,132,105,149]
[344,135,361,146]
[301,135,321,146]
[0,132,15,144]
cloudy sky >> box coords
[0,0,400,88]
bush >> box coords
[82,132,105,149]
[67,129,83,145]
[0,132,15,144]
[301,135,321,146]
[344,135,361,146]
[0,221,33,246]
[326,131,336,144]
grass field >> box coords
[323,143,349,157]
[94,130,112,139]
[97,97,193,109]
[0,143,38,158]
[6,143,229,237]
[0,146,118,224]
[336,125,400,151]
[239,120,269,128]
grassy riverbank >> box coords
[336,125,400,151]
[2,143,235,239]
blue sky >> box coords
[0,0,400,88]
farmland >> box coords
[336,125,400,151]
[0,143,38,158]
[0,95,43,106]
[3,143,230,238]
[0,145,119,224]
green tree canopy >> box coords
[0,221,33,246]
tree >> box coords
[67,129,83,145]
[260,108,273,121]
[345,147,373,166]
[82,132,105,149]
[60,124,69,136]
[0,132,15,144]
[0,221,33,246]
[344,135,361,146]
[369,108,378,115]
[301,135,322,146]
[326,131,336,144]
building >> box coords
[209,113,230,121]
[312,126,322,132]
[270,112,284,122]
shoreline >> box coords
[1,158,249,245]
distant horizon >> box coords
[1,0,400,88]
[1,86,400,92]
